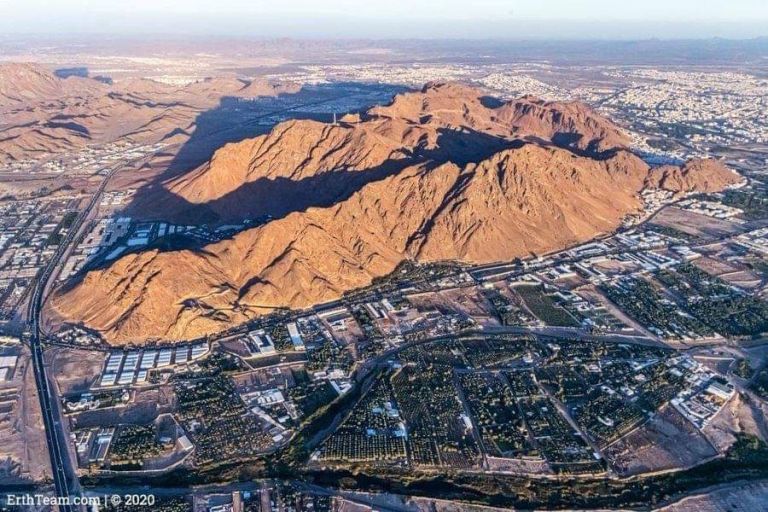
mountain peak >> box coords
[45,83,741,344]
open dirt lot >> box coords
[651,207,743,238]
[49,346,107,396]
[407,287,499,326]
[656,480,768,511]
[0,344,51,484]
[603,405,717,477]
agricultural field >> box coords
[457,372,538,458]
[513,285,581,327]
[602,277,714,340]
[309,332,731,479]
[318,376,406,464]
[391,363,480,468]
[656,263,768,337]
[174,375,273,466]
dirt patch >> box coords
[656,480,768,512]
[407,287,499,327]
[49,346,106,396]
[603,405,717,476]
[70,387,175,429]
[702,393,768,453]
[651,207,742,238]
[0,344,51,483]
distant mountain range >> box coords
[45,82,742,345]
[0,62,299,164]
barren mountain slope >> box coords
[45,84,742,344]
[0,63,106,106]
[154,82,633,223]
[0,63,297,164]
[646,158,743,193]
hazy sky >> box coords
[2,0,768,38]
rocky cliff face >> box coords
[45,83,742,345]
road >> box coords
[25,161,129,511]
[15,91,401,508]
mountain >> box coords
[645,159,743,193]
[0,63,298,164]
[0,63,105,106]
[45,83,742,345]
[134,82,634,224]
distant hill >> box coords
[0,62,298,164]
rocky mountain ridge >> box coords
[45,83,742,344]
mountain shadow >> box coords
[161,82,409,180]
[75,124,519,276]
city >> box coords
[1,8,768,512]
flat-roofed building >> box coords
[0,355,18,368]
[140,351,157,369]
[157,349,172,367]
[286,323,305,350]
[175,346,190,364]
[247,330,276,355]
[100,373,117,387]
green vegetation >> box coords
[305,339,353,373]
[355,260,464,296]
[174,352,246,379]
[751,367,768,399]
[481,287,531,326]
[289,378,340,419]
[458,372,537,457]
[657,263,768,337]
[392,363,479,468]
[175,375,272,466]
[535,365,588,400]
[349,304,384,339]
[504,370,540,397]
[461,335,534,368]
[572,388,645,447]
[109,424,162,469]
[717,189,768,220]
[602,277,713,339]
[514,285,580,327]
[733,359,755,380]
[270,324,294,352]
[648,224,697,241]
[633,363,686,411]
[517,397,599,473]
[299,334,684,477]
[319,376,407,463]
[45,210,78,246]
[308,435,768,510]
[745,258,768,278]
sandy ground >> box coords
[71,386,175,430]
[651,207,742,238]
[407,287,499,327]
[656,480,768,511]
[485,456,551,475]
[0,344,52,484]
[692,256,740,275]
[703,393,768,453]
[718,270,763,290]
[603,405,717,477]
[49,346,107,397]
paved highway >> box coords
[25,162,130,511]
